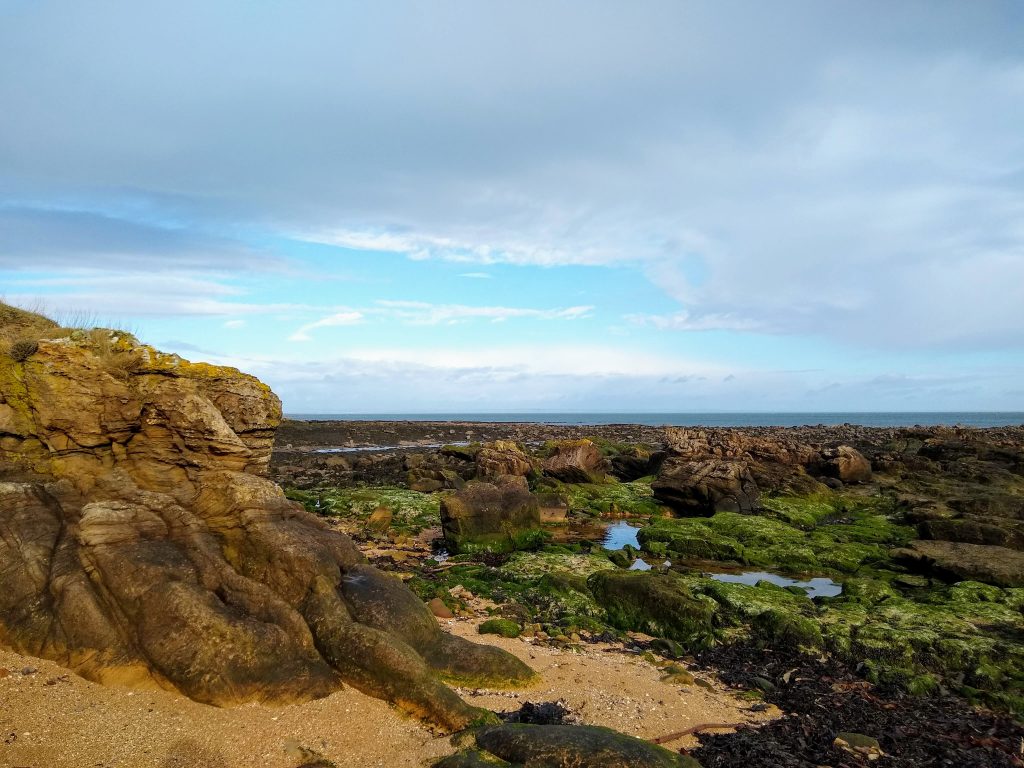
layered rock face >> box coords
[652,427,870,515]
[0,306,533,730]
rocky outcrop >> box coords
[475,440,536,480]
[0,305,534,730]
[542,439,608,483]
[440,481,543,554]
[652,458,760,515]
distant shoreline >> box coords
[284,412,1024,428]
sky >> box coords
[1,1,1023,413]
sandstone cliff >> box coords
[0,304,533,730]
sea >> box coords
[286,412,1024,428]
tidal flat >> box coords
[275,418,1024,767]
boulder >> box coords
[587,570,716,649]
[436,723,701,768]
[475,440,535,479]
[610,447,666,481]
[440,482,543,554]
[542,440,608,483]
[652,458,759,515]
[817,445,872,484]
[0,305,535,731]
[891,540,1024,587]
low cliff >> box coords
[0,304,533,731]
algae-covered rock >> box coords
[0,304,535,731]
[463,723,702,768]
[479,619,522,638]
[587,570,716,650]
[476,440,536,479]
[440,482,544,554]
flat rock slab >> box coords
[893,540,1024,587]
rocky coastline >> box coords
[2,303,1023,767]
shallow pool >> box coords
[707,570,842,598]
[601,521,641,550]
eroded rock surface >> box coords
[0,305,534,730]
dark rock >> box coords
[652,458,759,515]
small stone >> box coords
[751,676,776,693]
[0,668,9,679]
[834,732,884,760]
[20,666,37,676]
[428,598,454,619]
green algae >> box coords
[285,485,440,534]
[544,478,663,517]
[638,492,914,576]
[479,618,522,638]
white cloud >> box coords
[373,300,593,325]
[223,319,245,329]
[459,272,493,279]
[288,311,365,341]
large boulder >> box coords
[435,723,700,767]
[542,439,608,483]
[652,458,760,515]
[587,570,716,649]
[475,440,536,479]
[816,445,872,484]
[0,305,534,731]
[440,482,543,553]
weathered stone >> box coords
[475,441,535,479]
[0,304,535,731]
[817,445,872,484]
[892,540,1024,587]
[440,482,543,554]
[542,440,609,483]
[652,458,759,515]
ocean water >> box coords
[287,412,1024,428]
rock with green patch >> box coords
[587,570,716,651]
[440,483,544,554]
[542,440,609,483]
[458,723,702,768]
[479,619,522,638]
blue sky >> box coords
[1,1,1023,412]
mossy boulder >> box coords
[440,482,544,554]
[479,619,522,638]
[587,570,716,650]
[439,723,702,768]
